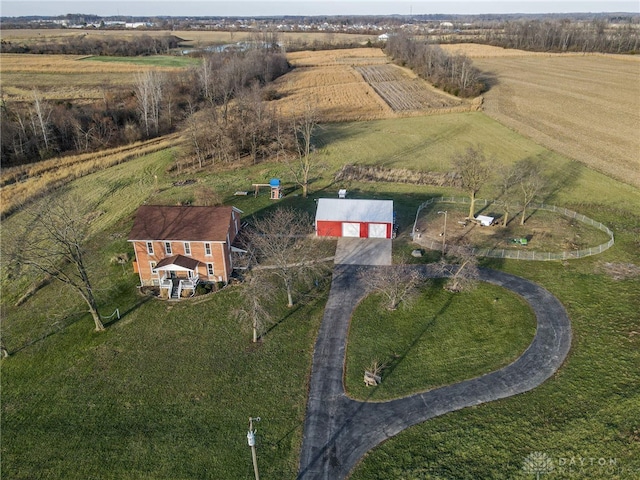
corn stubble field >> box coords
[0,53,187,103]
[273,48,477,121]
[440,43,640,188]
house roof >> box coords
[155,254,201,271]
[128,205,239,242]
[315,198,393,224]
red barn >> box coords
[315,199,394,238]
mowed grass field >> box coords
[440,43,640,188]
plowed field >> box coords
[440,44,640,187]
[355,64,464,111]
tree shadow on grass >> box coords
[360,284,455,402]
[7,295,154,356]
[103,295,153,328]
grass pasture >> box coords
[2,279,326,480]
[345,281,537,402]
[440,44,640,188]
[81,55,200,68]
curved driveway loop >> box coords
[297,264,572,480]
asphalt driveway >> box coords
[297,264,572,480]
[334,238,392,266]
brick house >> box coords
[128,205,242,298]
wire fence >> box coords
[411,197,614,261]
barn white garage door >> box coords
[342,222,360,237]
[368,223,387,238]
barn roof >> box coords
[128,205,240,242]
[315,199,393,224]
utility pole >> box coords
[247,417,261,480]
[438,210,447,256]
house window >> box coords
[184,242,191,255]
[164,242,172,255]
[204,242,212,256]
[233,211,238,234]
[207,263,214,276]
[146,242,154,254]
[150,261,158,275]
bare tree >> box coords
[134,70,165,137]
[7,195,105,331]
[236,271,275,343]
[452,146,492,220]
[436,244,479,293]
[288,102,319,198]
[247,208,328,308]
[30,89,53,154]
[362,265,426,311]
[496,164,521,227]
[514,158,546,225]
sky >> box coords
[1,1,638,18]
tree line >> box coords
[384,33,485,98]
[0,34,182,56]
[0,45,291,168]
[478,19,639,54]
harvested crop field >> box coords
[355,64,466,111]
[272,63,392,121]
[0,28,378,50]
[276,48,475,122]
[0,53,184,102]
[440,44,640,188]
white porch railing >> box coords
[158,274,199,298]
[159,274,172,294]
[178,276,199,298]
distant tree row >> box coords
[0,48,290,168]
[479,19,639,53]
[385,33,485,98]
[0,34,182,56]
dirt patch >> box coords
[598,262,640,281]
[415,203,611,254]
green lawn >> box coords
[2,110,639,479]
[82,55,200,68]
[349,257,640,479]
[345,281,537,401]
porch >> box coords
[155,255,201,299]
